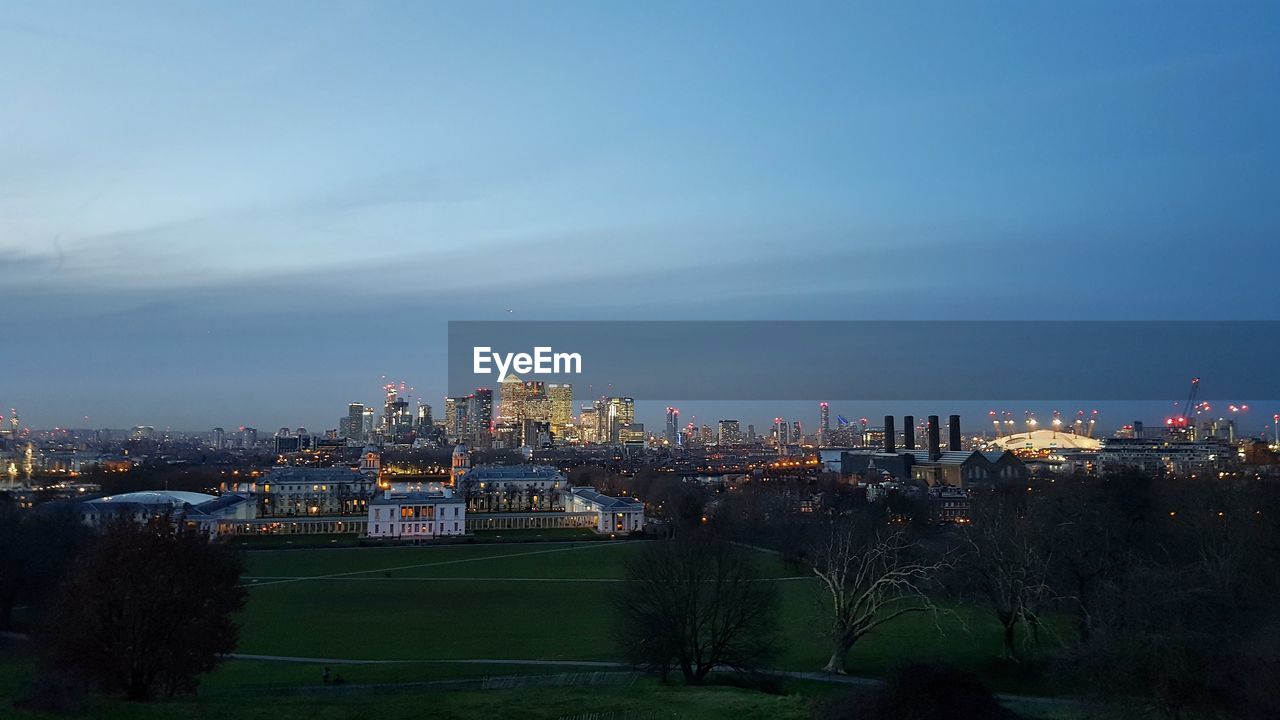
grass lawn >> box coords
[6,678,818,720]
[3,540,1079,719]
[236,540,1066,690]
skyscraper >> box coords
[444,396,470,442]
[717,419,740,445]
[602,397,635,444]
[818,402,830,446]
[497,374,525,424]
[548,384,573,439]
[469,388,493,442]
[665,407,680,446]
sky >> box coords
[1,1,1278,432]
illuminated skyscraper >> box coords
[347,403,366,442]
[469,388,493,442]
[665,407,680,446]
[818,402,830,446]
[498,374,525,423]
[548,384,573,439]
[444,396,469,442]
[602,397,635,444]
[717,420,740,445]
[579,406,600,444]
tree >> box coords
[613,534,778,682]
[813,521,952,674]
[39,514,246,701]
[0,503,89,630]
[963,488,1057,661]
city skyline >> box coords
[3,2,1278,427]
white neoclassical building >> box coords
[367,488,466,539]
[565,487,645,534]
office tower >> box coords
[346,403,366,442]
[746,424,756,442]
[498,374,526,423]
[665,407,680,446]
[601,397,635,444]
[548,384,573,438]
[444,396,470,442]
[792,421,803,444]
[579,406,600,444]
[717,419,740,445]
[469,388,493,441]
[818,402,830,446]
[416,403,433,428]
[362,408,375,438]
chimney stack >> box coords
[927,415,941,460]
[949,415,962,451]
[903,415,915,450]
[883,415,896,454]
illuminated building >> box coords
[347,403,366,442]
[469,388,493,443]
[367,489,465,539]
[565,487,644,534]
[579,406,600,444]
[600,397,635,444]
[497,373,526,424]
[548,384,573,439]
[818,402,830,446]
[211,427,226,450]
[665,407,680,446]
[444,396,470,443]
[717,419,741,445]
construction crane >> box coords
[1168,377,1200,433]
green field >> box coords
[3,539,1076,718]
[236,540,1053,679]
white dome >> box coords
[991,429,1101,452]
[96,490,216,506]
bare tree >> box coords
[813,522,953,674]
[964,490,1056,661]
[613,534,778,682]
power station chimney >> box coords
[883,415,896,454]
[949,415,962,451]
[927,415,941,460]
[903,415,915,450]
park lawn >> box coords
[7,678,817,720]
[236,540,1067,694]
[202,659,627,689]
[242,540,803,581]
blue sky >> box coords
[1,1,1278,431]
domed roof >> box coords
[991,429,1101,452]
[363,444,379,454]
[95,490,216,506]
[453,443,470,456]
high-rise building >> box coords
[242,427,258,448]
[717,419,741,445]
[469,388,493,443]
[665,407,680,446]
[792,421,803,444]
[211,427,226,450]
[416,403,433,428]
[444,396,470,442]
[579,406,600,444]
[347,403,366,442]
[548,384,573,439]
[818,402,830,446]
[601,397,635,444]
[498,374,526,424]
